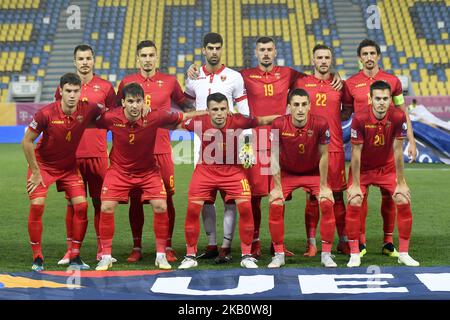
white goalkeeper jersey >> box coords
[185,64,249,115]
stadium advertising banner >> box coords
[405,96,450,122]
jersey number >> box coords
[240,179,251,192]
[145,94,151,106]
[264,84,274,96]
[374,133,385,146]
[129,133,135,144]
[316,93,327,107]
[65,130,72,142]
[298,143,305,154]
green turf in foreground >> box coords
[0,143,448,272]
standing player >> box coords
[176,93,280,269]
[55,44,117,265]
[185,33,249,262]
[345,81,419,267]
[95,83,203,271]
[342,39,417,257]
[240,37,342,258]
[268,88,337,268]
[117,40,192,263]
[22,73,105,271]
[294,44,349,257]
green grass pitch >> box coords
[0,142,448,272]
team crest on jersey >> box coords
[93,85,100,91]
[307,129,314,137]
[386,121,391,128]
[275,73,281,79]
[143,119,148,127]
[157,80,164,87]
[76,115,84,123]
[29,118,38,129]
[220,75,227,82]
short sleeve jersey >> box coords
[294,75,344,152]
[54,75,116,158]
[28,100,104,171]
[182,114,258,166]
[351,107,407,171]
[116,71,186,154]
[96,108,183,175]
[342,70,404,115]
[185,64,248,114]
[271,114,330,175]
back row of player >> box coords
[23,33,418,270]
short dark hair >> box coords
[370,80,391,96]
[256,36,275,45]
[357,39,381,56]
[288,88,310,103]
[412,99,417,104]
[203,33,223,48]
[137,40,157,54]
[312,44,332,55]
[73,44,94,58]
[122,82,144,99]
[60,72,81,88]
[206,92,228,107]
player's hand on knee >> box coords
[347,184,363,204]
[269,188,284,204]
[394,183,411,204]
[319,186,334,203]
[27,172,45,194]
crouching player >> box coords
[345,81,419,267]
[268,88,337,268]
[177,92,280,269]
[95,83,203,271]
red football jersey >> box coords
[96,108,182,175]
[294,75,344,152]
[182,114,259,166]
[351,107,407,171]
[28,100,104,171]
[271,114,330,175]
[240,66,305,150]
[342,70,403,115]
[55,74,116,158]
[117,71,186,154]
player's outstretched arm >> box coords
[347,143,363,202]
[256,115,282,126]
[169,110,208,130]
[22,129,45,193]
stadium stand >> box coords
[0,0,448,100]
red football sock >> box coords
[334,198,346,238]
[99,212,115,256]
[269,202,285,253]
[251,197,261,241]
[129,196,144,249]
[346,204,361,254]
[65,204,74,251]
[153,210,169,253]
[360,194,368,245]
[93,201,102,252]
[185,201,203,256]
[28,204,45,260]
[305,196,319,239]
[167,195,175,248]
[70,202,88,259]
[320,199,335,252]
[396,203,413,253]
[237,201,254,255]
[381,189,395,244]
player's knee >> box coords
[152,200,167,213]
[393,194,409,205]
[349,197,363,206]
[271,199,284,206]
[101,203,115,213]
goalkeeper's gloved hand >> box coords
[239,142,255,169]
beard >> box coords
[207,57,219,66]
[261,61,272,68]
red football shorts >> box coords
[328,152,347,192]
[270,170,322,200]
[27,166,85,200]
[348,162,397,195]
[76,157,108,199]
[188,165,251,202]
[101,167,167,203]
[246,149,271,197]
[155,153,175,195]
